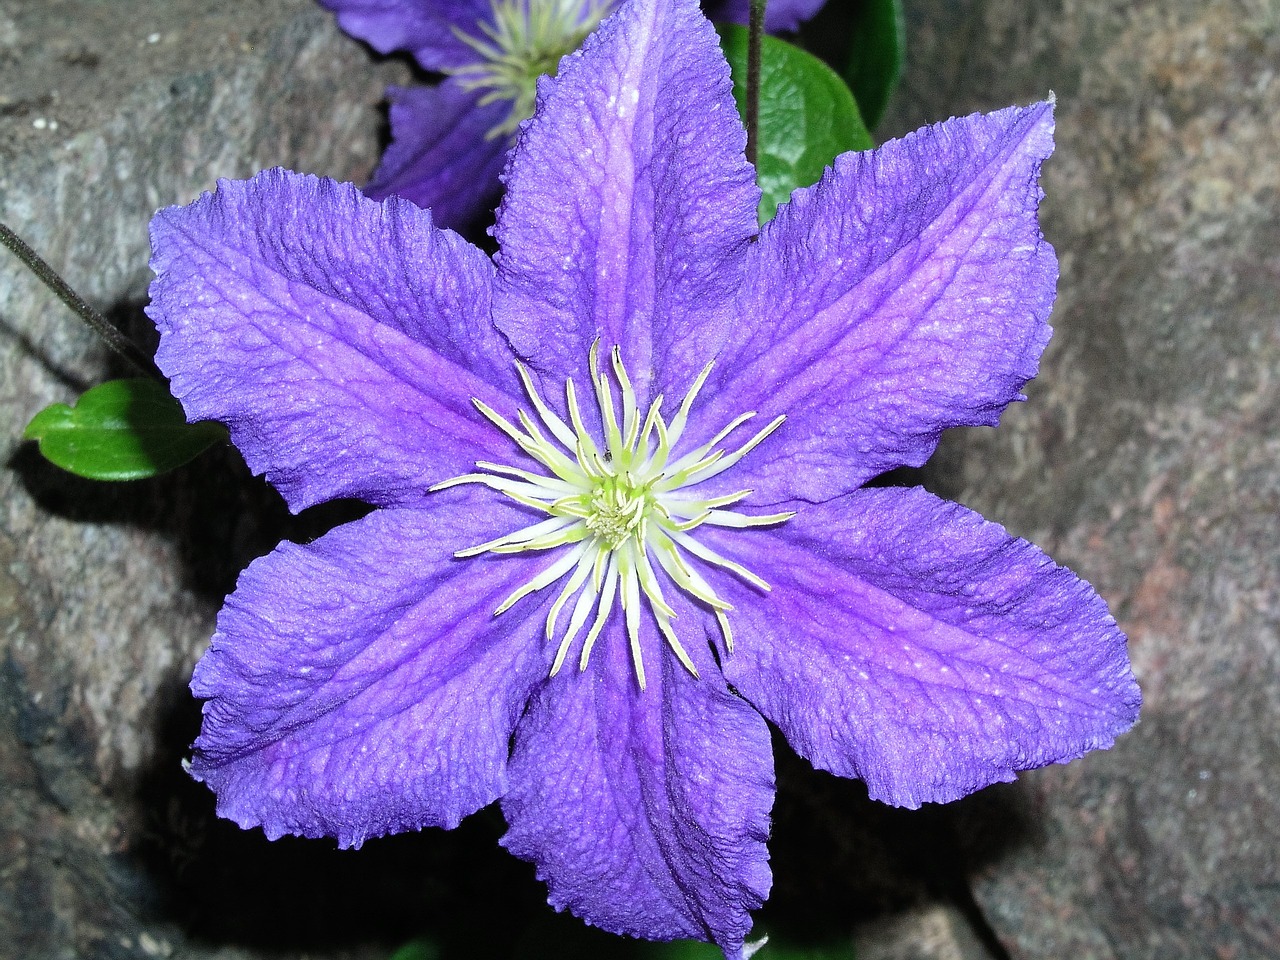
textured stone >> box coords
[883,1,1280,957]
[854,904,991,960]
[0,1,408,957]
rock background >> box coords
[1,2,413,957]
[2,0,1277,958]
[878,0,1280,957]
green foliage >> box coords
[386,939,440,960]
[24,378,225,480]
[639,935,854,959]
[719,25,874,224]
[384,928,852,959]
[638,941,723,959]
[844,0,905,131]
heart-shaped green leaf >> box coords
[720,25,874,224]
[844,0,905,131]
[24,378,225,480]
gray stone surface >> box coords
[885,0,1280,957]
[1,1,407,957]
[854,905,991,960]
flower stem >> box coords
[1,221,159,379]
[745,0,767,169]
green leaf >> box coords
[638,935,854,960]
[844,0,905,131]
[638,941,723,960]
[719,25,874,224]
[385,939,439,960]
[23,378,226,480]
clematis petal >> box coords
[189,495,557,848]
[148,168,522,512]
[500,592,773,958]
[491,0,759,404]
[710,487,1140,808]
[318,0,491,71]
[363,80,512,229]
[698,102,1058,504]
[706,0,827,33]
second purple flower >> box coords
[320,0,827,227]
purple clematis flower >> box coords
[708,0,824,31]
[148,0,1139,954]
[320,0,825,228]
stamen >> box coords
[455,515,578,558]
[667,360,714,447]
[565,379,598,458]
[648,532,733,612]
[619,546,646,690]
[643,574,700,680]
[494,539,592,614]
[715,609,735,653]
[633,394,664,465]
[700,509,796,529]
[657,411,757,485]
[633,543,679,620]
[431,472,566,514]
[516,410,580,475]
[546,543,601,640]
[432,345,792,690]
[674,415,788,487]
[579,553,619,670]
[611,346,640,456]
[550,567,605,676]
[668,527,772,591]
[474,461,579,492]
[661,489,753,514]
[472,398,582,482]
[668,512,712,533]
[590,343,625,458]
[490,523,588,553]
[515,363,578,449]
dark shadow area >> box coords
[130,690,669,958]
[11,435,370,602]
[11,298,372,603]
[864,426,969,502]
[756,735,1036,954]
[133,691,484,955]
[127,686,1037,958]
[102,296,164,378]
[0,309,94,394]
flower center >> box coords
[585,476,650,549]
[449,0,615,140]
[432,344,792,689]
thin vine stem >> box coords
[1,221,159,380]
[745,0,767,169]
